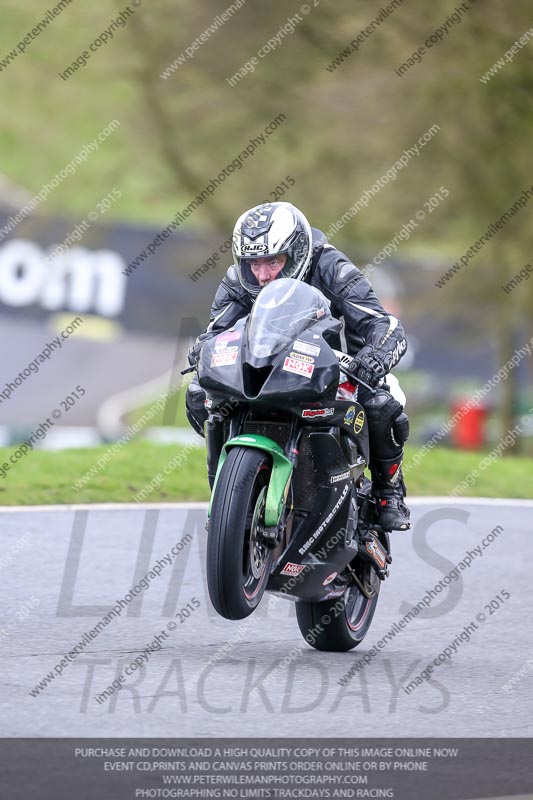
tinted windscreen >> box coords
[247,279,330,359]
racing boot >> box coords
[370,455,411,531]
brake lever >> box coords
[333,349,377,396]
[350,374,377,396]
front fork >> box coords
[205,407,248,488]
[206,408,297,548]
[259,417,302,549]
[205,416,225,489]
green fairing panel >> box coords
[208,434,293,526]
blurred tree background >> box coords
[1,0,532,447]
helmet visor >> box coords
[237,252,301,293]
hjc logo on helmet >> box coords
[242,243,268,255]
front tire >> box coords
[295,568,381,652]
[207,447,273,620]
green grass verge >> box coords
[125,381,191,428]
[0,442,531,506]
[0,441,208,506]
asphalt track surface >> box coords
[1,498,532,738]
[0,315,177,426]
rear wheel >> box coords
[295,566,380,651]
[207,447,273,620]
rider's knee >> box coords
[391,411,410,447]
[362,389,409,457]
[362,389,403,429]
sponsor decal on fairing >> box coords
[298,484,350,555]
[354,410,365,434]
[366,539,387,569]
[283,356,314,378]
[280,562,305,576]
[293,339,321,357]
[211,350,238,367]
[302,407,335,418]
[289,351,314,363]
[344,405,356,425]
[214,330,242,351]
[330,470,351,484]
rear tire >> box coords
[207,447,273,620]
[295,568,381,652]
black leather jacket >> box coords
[197,228,407,372]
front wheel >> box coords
[207,447,273,620]
[295,569,381,651]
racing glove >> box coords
[187,341,203,368]
[350,347,387,388]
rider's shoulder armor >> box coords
[307,228,365,298]
[221,264,253,306]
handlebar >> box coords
[333,350,377,396]
[349,375,377,395]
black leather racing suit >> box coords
[186,228,410,510]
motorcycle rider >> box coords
[185,202,410,531]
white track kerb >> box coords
[0,497,532,513]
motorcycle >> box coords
[182,278,392,652]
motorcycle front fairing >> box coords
[198,317,341,404]
[198,279,338,400]
[198,314,369,465]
